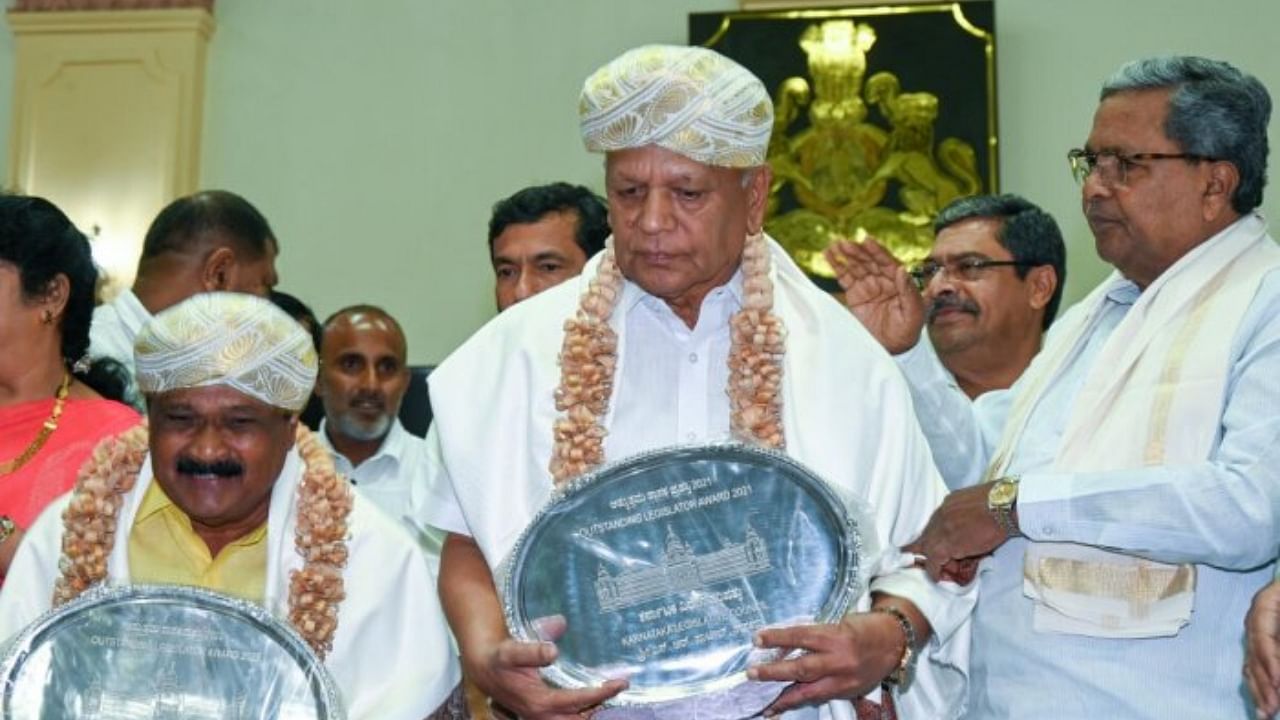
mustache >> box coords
[349,390,386,409]
[175,456,244,478]
[927,294,980,322]
[1084,200,1117,224]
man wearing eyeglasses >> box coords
[897,194,1064,399]
[830,56,1280,719]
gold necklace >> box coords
[0,373,71,476]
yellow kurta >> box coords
[126,480,267,602]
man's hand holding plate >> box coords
[747,609,907,714]
[469,618,628,720]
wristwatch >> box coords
[987,476,1021,538]
[0,515,16,546]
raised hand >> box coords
[825,238,925,355]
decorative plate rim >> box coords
[0,583,345,719]
[498,441,867,707]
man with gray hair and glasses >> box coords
[831,55,1280,718]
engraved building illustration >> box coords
[595,524,770,612]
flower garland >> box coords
[53,423,149,606]
[288,426,351,658]
[729,233,787,448]
[549,232,787,485]
[53,424,351,659]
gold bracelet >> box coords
[872,605,916,687]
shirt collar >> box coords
[318,417,409,471]
[619,265,746,324]
[1107,213,1265,307]
[132,479,268,548]
[135,477,173,523]
[1105,279,1141,306]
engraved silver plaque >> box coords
[502,444,864,717]
[0,584,345,719]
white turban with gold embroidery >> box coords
[134,292,318,412]
[579,44,773,168]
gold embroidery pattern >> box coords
[1143,265,1233,465]
[579,45,772,169]
[1026,557,1196,614]
[134,293,318,412]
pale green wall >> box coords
[4,0,1280,362]
[200,0,736,363]
[995,0,1280,316]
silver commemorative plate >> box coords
[0,584,345,719]
[502,444,864,713]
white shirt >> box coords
[318,418,443,578]
[897,263,1280,717]
[89,289,152,406]
[607,269,739,455]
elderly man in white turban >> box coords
[0,293,463,720]
[423,45,974,719]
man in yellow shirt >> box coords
[0,292,462,720]
[128,478,269,601]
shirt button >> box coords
[688,352,699,364]
[1041,525,1054,537]
[350,478,358,486]
[686,432,697,441]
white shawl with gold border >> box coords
[986,213,1280,637]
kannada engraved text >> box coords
[84,620,262,663]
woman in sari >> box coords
[0,195,140,581]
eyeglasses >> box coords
[908,258,1036,287]
[1067,148,1217,187]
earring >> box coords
[41,309,53,325]
[72,354,92,374]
